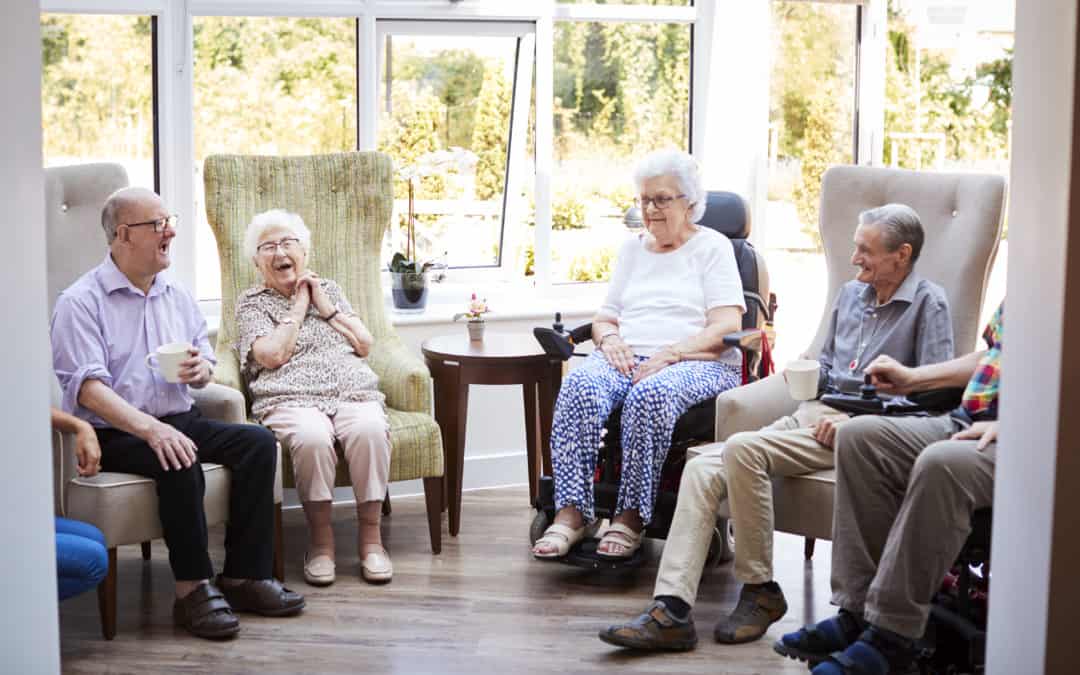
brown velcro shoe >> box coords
[216,576,306,617]
[713,582,788,644]
[597,600,698,651]
[172,583,240,640]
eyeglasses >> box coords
[256,237,302,257]
[124,214,178,233]
[634,194,687,211]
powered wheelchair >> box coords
[529,190,776,571]
[822,382,992,674]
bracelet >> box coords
[324,309,340,322]
[599,332,619,344]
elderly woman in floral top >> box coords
[236,209,391,586]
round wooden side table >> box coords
[422,332,563,537]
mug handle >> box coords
[145,353,160,372]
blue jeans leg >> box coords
[55,517,108,601]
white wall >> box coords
[987,1,1080,672]
[0,1,60,673]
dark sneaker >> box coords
[713,582,788,644]
[811,627,917,675]
[172,583,240,640]
[598,600,699,652]
[216,576,306,617]
[774,609,864,665]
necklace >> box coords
[848,305,883,373]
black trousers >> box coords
[96,406,278,581]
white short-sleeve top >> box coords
[597,226,746,365]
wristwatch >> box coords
[279,316,297,326]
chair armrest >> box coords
[714,373,798,441]
[368,338,433,414]
[723,329,763,350]
[191,382,247,424]
[212,351,244,394]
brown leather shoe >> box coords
[172,583,240,640]
[598,600,698,651]
[713,582,788,644]
[216,576,306,617]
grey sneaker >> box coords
[598,600,699,651]
[713,582,788,644]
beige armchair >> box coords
[712,165,1006,555]
[45,163,284,640]
[202,151,444,554]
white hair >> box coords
[243,209,312,261]
[632,148,707,224]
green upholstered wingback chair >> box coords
[203,152,444,554]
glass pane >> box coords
[884,0,1014,330]
[377,32,519,270]
[192,16,357,300]
[551,21,691,283]
[557,0,691,5]
[41,14,155,189]
[765,1,858,368]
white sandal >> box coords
[596,522,644,559]
[532,523,586,559]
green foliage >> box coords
[395,45,485,148]
[567,247,616,282]
[792,89,842,247]
[553,194,587,231]
[471,68,511,201]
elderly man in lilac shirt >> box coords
[51,187,304,640]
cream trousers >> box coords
[263,401,391,503]
[654,400,839,603]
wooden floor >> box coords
[59,486,834,674]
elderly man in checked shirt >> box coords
[51,187,304,640]
[601,203,956,652]
[772,302,1004,675]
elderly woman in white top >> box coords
[532,149,746,561]
[235,209,392,586]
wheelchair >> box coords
[529,190,776,571]
[822,384,991,674]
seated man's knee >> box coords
[681,453,725,492]
[724,432,766,471]
[833,415,890,455]
[911,440,976,484]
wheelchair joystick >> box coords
[552,312,565,335]
[860,373,877,400]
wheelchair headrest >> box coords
[698,191,751,239]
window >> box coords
[377,23,530,273]
[550,20,691,283]
[41,14,157,190]
[192,16,357,300]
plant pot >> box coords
[467,320,485,342]
[390,270,430,313]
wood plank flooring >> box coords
[58,486,834,674]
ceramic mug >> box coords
[145,342,193,383]
[784,359,821,401]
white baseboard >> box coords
[282,450,531,508]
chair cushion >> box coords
[64,464,231,549]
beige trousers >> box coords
[263,402,391,503]
[654,400,840,603]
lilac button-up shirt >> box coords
[51,254,215,428]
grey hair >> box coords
[243,209,312,261]
[859,203,925,263]
[101,186,160,244]
[632,148,707,224]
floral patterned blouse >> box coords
[235,278,384,421]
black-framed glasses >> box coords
[124,214,178,233]
[634,194,687,211]
[256,237,302,257]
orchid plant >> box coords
[453,293,490,323]
[391,146,479,275]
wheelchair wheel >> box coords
[705,518,735,567]
[529,510,552,546]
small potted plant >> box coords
[391,147,477,313]
[454,293,490,341]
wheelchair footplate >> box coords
[560,538,646,572]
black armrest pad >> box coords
[907,387,965,411]
[722,329,764,350]
[569,322,593,344]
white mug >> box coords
[145,342,194,384]
[784,359,821,401]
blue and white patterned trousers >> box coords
[551,350,741,525]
